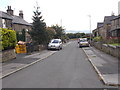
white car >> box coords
[78,38,89,48]
[48,39,62,50]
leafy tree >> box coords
[66,33,75,39]
[66,32,87,39]
[51,24,65,39]
[29,6,47,45]
[46,27,56,42]
[50,24,69,42]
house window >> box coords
[2,19,6,28]
[117,29,120,37]
[117,19,119,26]
[111,30,117,37]
[119,18,120,27]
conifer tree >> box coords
[29,6,47,45]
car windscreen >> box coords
[52,40,59,43]
[80,40,87,42]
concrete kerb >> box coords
[82,48,119,86]
[0,51,56,79]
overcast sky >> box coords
[0,0,119,33]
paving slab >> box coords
[83,47,120,86]
[0,50,57,79]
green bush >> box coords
[109,38,120,44]
[0,28,17,51]
[93,36,102,42]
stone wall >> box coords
[93,42,120,59]
[13,24,31,32]
[33,45,46,51]
[0,49,16,63]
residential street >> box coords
[2,41,118,88]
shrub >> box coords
[0,28,17,51]
[109,38,120,44]
[93,36,102,42]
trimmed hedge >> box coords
[0,28,17,51]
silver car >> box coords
[48,39,62,50]
[78,38,89,48]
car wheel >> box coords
[57,47,60,51]
[79,46,82,48]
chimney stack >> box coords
[7,6,13,16]
[19,10,24,19]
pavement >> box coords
[0,42,120,87]
[0,50,57,79]
[83,46,120,86]
[0,42,71,79]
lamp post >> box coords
[88,15,92,44]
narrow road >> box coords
[2,41,116,88]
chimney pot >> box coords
[7,6,13,15]
[19,10,24,19]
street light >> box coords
[88,15,92,44]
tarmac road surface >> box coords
[2,41,118,88]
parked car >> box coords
[78,38,89,48]
[48,39,62,50]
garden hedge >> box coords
[0,28,17,51]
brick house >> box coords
[0,6,32,42]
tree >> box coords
[66,32,86,39]
[46,27,56,42]
[50,24,69,42]
[51,24,65,39]
[29,6,47,45]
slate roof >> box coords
[0,11,31,26]
[104,16,118,25]
[112,15,120,20]
[0,11,12,20]
[97,22,103,28]
[12,15,31,26]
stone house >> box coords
[102,15,117,41]
[110,15,120,40]
[92,15,118,43]
[93,22,103,37]
[0,6,32,42]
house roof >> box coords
[97,22,103,28]
[0,11,31,26]
[112,15,120,20]
[12,15,31,26]
[0,11,12,20]
[104,16,118,25]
